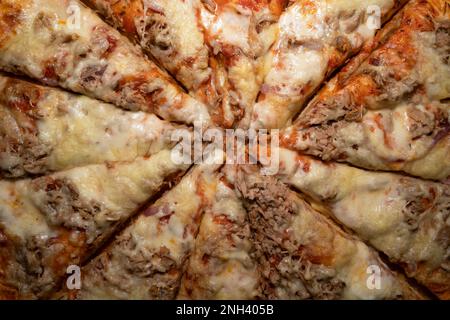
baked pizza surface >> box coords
[0,76,183,177]
[0,0,211,125]
[0,0,448,300]
[281,0,450,180]
[275,147,449,298]
[84,0,287,127]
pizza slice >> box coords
[273,148,450,299]
[84,0,286,127]
[235,166,425,299]
[0,75,184,178]
[249,0,408,129]
[62,153,224,299]
[0,149,189,299]
[178,165,260,299]
[195,0,287,127]
[282,0,450,180]
[0,0,210,126]
[82,0,211,93]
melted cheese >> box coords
[0,180,53,240]
[0,77,179,173]
[276,147,448,295]
[40,99,174,169]
[415,31,450,101]
[1,149,188,245]
[136,0,210,89]
[363,104,436,161]
[200,5,252,54]
[76,162,221,299]
[132,167,206,259]
[251,0,399,128]
[286,0,450,179]
[403,136,450,181]
[292,100,450,180]
[179,170,259,299]
[286,187,417,299]
[338,243,400,299]
[266,48,326,96]
[63,149,188,214]
[145,0,205,60]
[0,0,210,125]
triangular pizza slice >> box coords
[82,0,211,93]
[235,166,425,299]
[62,158,223,299]
[178,165,260,299]
[274,147,450,299]
[0,149,189,299]
[249,0,408,129]
[282,0,450,180]
[0,75,184,178]
[83,0,286,127]
[0,0,210,125]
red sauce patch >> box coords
[42,64,60,86]
[0,2,22,48]
[48,230,87,278]
[373,113,393,149]
[159,213,174,224]
[5,81,42,113]
[214,0,264,12]
[301,160,310,173]
[213,214,233,226]
[103,34,118,58]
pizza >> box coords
[235,166,424,299]
[0,0,449,301]
[60,159,222,299]
[281,0,450,180]
[0,0,211,126]
[84,0,286,127]
[178,165,260,299]
[82,0,211,93]
[274,147,450,299]
[0,74,184,178]
[193,0,286,127]
[0,149,189,299]
[249,0,408,129]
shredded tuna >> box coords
[236,170,345,299]
[31,177,111,244]
[0,81,51,177]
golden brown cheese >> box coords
[282,0,450,180]
[0,149,189,299]
[63,161,222,300]
[0,75,185,177]
[197,0,287,127]
[0,0,211,126]
[83,0,286,128]
[83,0,211,91]
[250,0,407,129]
[178,165,260,299]
[237,166,424,300]
[0,0,27,48]
[274,148,450,299]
